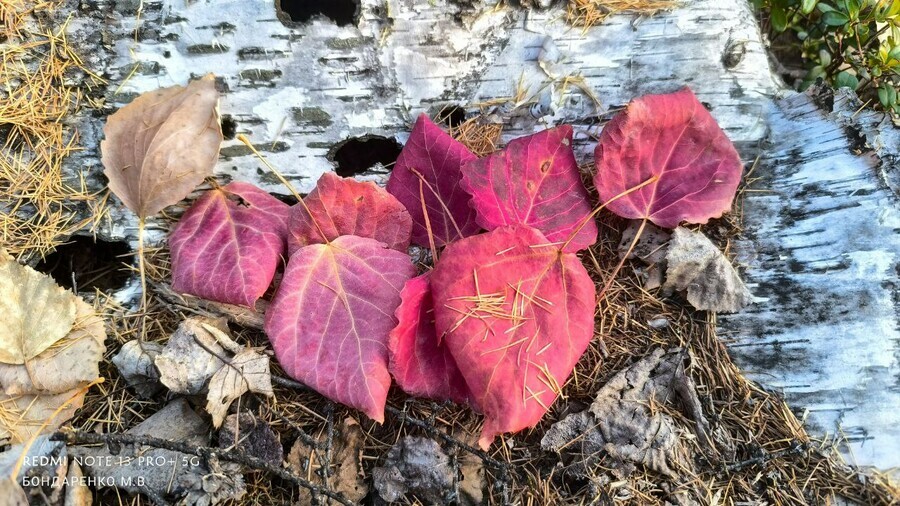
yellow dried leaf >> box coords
[0,250,77,365]
[101,75,223,218]
[0,297,106,395]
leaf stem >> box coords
[137,216,147,313]
[598,217,647,301]
[560,174,659,252]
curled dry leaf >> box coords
[618,220,671,290]
[0,259,106,443]
[288,172,412,254]
[594,88,742,228]
[265,235,415,422]
[430,225,596,449]
[388,273,472,405]
[663,227,752,313]
[111,339,164,399]
[461,125,598,252]
[170,181,290,308]
[387,114,481,247]
[155,318,229,395]
[541,349,703,481]
[101,75,223,218]
[218,413,283,466]
[205,347,273,428]
[0,249,77,365]
[373,436,455,504]
[287,417,369,504]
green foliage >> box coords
[754,0,900,115]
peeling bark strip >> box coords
[721,88,900,474]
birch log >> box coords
[59,0,899,475]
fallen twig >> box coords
[51,429,355,506]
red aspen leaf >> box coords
[593,88,742,228]
[461,126,598,252]
[288,172,412,254]
[387,273,473,406]
[170,182,289,308]
[429,225,596,449]
[387,114,480,247]
[101,75,223,218]
[264,235,416,422]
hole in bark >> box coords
[275,0,360,26]
[329,135,402,177]
[221,114,237,140]
[35,236,134,292]
[270,192,301,206]
[437,105,466,128]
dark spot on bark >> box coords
[221,115,237,140]
[329,135,402,177]
[275,0,361,27]
[35,236,134,293]
[843,124,868,153]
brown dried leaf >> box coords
[0,249,77,365]
[663,227,752,313]
[101,75,223,218]
[287,417,368,504]
[541,349,707,482]
[373,436,455,504]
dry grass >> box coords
[0,0,106,262]
[567,0,679,28]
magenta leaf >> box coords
[170,182,289,307]
[388,273,473,406]
[430,225,596,449]
[264,235,416,422]
[288,172,412,255]
[386,114,480,247]
[593,88,743,228]
[461,126,598,252]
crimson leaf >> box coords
[387,273,473,406]
[288,172,412,255]
[265,235,416,422]
[386,115,480,247]
[593,88,742,228]
[461,125,598,252]
[430,225,596,449]
[170,182,289,307]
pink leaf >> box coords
[460,125,598,252]
[288,173,412,254]
[593,88,742,228]
[170,182,289,307]
[430,225,596,449]
[265,236,416,422]
[387,115,480,247]
[388,273,473,405]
